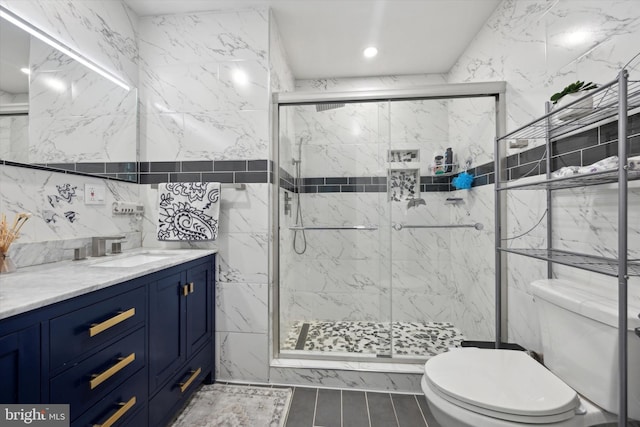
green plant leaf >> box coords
[550,80,599,103]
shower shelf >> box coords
[499,78,640,142]
[497,248,640,277]
[429,164,459,177]
[498,168,640,191]
[496,70,637,426]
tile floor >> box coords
[282,386,441,427]
[218,382,640,427]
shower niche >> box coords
[388,168,420,202]
[275,88,501,363]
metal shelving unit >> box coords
[494,70,637,427]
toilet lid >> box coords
[425,349,580,420]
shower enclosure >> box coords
[274,83,505,362]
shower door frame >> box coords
[271,81,507,364]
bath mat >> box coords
[171,383,292,427]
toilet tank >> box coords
[530,279,640,419]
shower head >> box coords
[315,102,345,112]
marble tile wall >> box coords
[137,9,270,163]
[447,0,640,351]
[136,8,294,383]
[0,163,141,267]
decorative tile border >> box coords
[277,174,452,194]
[5,112,637,189]
[139,159,272,184]
[0,160,138,182]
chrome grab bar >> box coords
[288,225,378,231]
[393,223,484,231]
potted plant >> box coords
[550,80,599,121]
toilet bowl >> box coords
[421,348,615,427]
[422,278,640,426]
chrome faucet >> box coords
[91,235,125,257]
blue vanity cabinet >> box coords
[0,323,40,404]
[148,257,215,427]
[0,253,215,427]
[149,270,187,391]
[185,261,214,358]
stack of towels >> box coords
[552,155,640,178]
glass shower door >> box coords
[387,96,497,359]
[278,100,392,359]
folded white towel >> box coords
[628,155,640,171]
[577,155,618,174]
[157,182,220,241]
[552,166,580,178]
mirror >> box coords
[0,10,137,182]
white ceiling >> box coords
[125,0,502,79]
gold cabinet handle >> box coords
[178,367,201,393]
[182,284,189,296]
[93,396,136,427]
[89,308,136,337]
[189,282,194,293]
[90,353,136,390]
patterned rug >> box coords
[171,384,292,427]
[282,320,464,357]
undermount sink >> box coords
[90,252,172,268]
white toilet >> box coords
[422,278,640,426]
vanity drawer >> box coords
[149,343,212,427]
[72,368,147,427]
[50,327,145,420]
[50,286,146,370]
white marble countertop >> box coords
[0,248,217,320]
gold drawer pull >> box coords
[93,396,136,427]
[189,282,194,293]
[182,284,189,296]
[89,308,136,337]
[178,367,202,393]
[90,353,136,390]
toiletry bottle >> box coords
[434,152,444,175]
[444,147,453,173]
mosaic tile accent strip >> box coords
[282,320,465,357]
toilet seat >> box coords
[424,348,581,424]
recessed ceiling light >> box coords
[363,47,378,58]
[20,67,30,75]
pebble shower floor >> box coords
[282,321,465,357]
